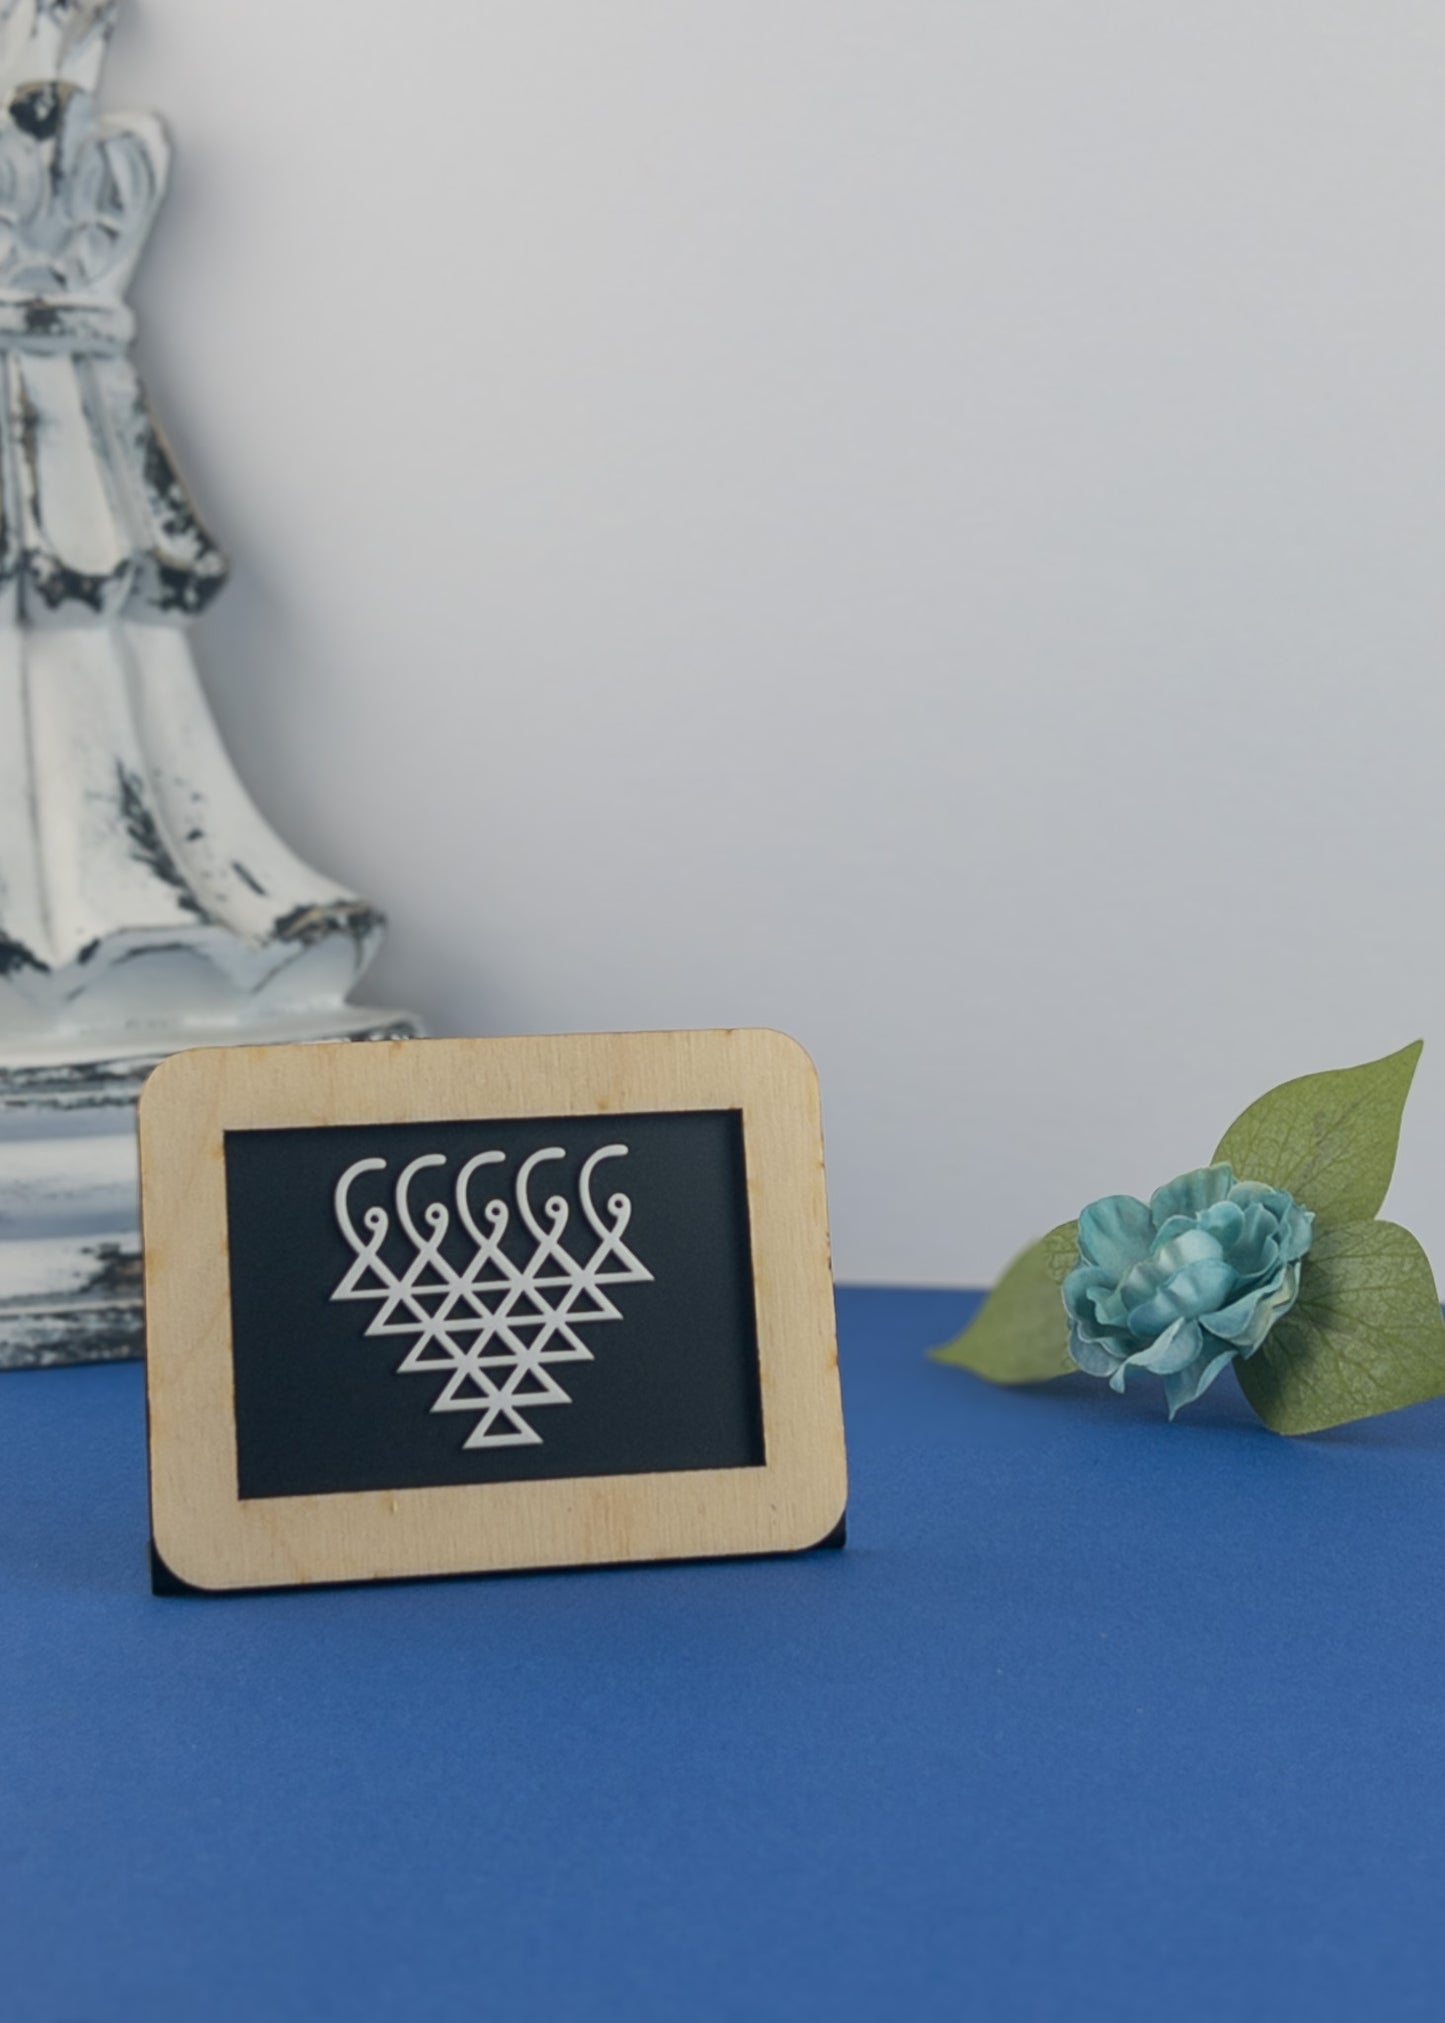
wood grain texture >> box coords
[140,1030,846,1592]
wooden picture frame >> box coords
[140,1029,846,1594]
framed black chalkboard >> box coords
[141,1030,846,1593]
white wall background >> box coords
[105,1,1445,1284]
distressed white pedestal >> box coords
[0,4,423,1363]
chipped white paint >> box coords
[0,0,417,1365]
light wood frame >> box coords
[140,1029,846,1593]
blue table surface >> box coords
[4,1285,1445,2022]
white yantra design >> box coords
[330,1145,654,1449]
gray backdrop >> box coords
[107,1,1445,1282]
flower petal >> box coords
[1150,1227,1227,1278]
[1126,1316,1203,1375]
[1165,1342,1240,1417]
[1119,1253,1170,1310]
[1228,1180,1291,1216]
[1062,1262,1114,1327]
[1278,1204,1315,1264]
[1078,1194,1155,1276]
[1198,1260,1302,1350]
[1087,1284,1130,1333]
[1068,1326,1120,1378]
[1222,1203,1281,1280]
[1195,1200,1246,1250]
[1127,1258,1238,1337]
[1149,1164,1235,1227]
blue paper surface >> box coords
[4,1286,1445,2022]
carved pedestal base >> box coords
[0,1010,420,1368]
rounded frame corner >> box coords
[136,1043,207,1127]
[746,1026,823,1092]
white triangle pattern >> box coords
[330,1144,654,1448]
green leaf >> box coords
[1237,1219,1445,1434]
[1212,1039,1423,1226]
[931,1222,1079,1385]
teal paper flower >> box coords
[1062,1164,1315,1416]
[937,1044,1445,1437]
